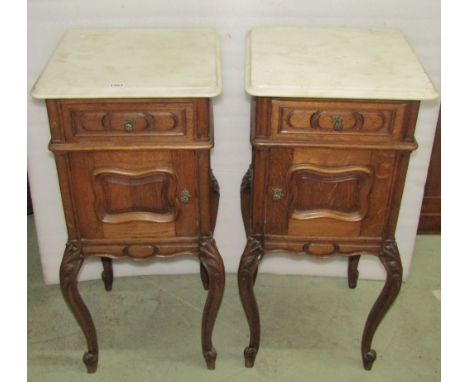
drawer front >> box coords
[264,148,396,237]
[269,99,408,143]
[60,99,196,144]
[67,150,199,239]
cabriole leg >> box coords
[240,165,253,237]
[361,243,402,370]
[200,262,209,290]
[60,242,98,373]
[199,238,225,370]
[348,255,361,289]
[238,237,263,367]
[100,257,113,291]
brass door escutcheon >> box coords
[272,187,283,201]
[179,188,191,203]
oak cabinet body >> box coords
[240,96,417,370]
[47,97,224,373]
[32,29,224,373]
[239,27,437,370]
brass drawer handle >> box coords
[179,188,191,204]
[272,187,283,201]
[123,119,134,132]
[332,116,343,131]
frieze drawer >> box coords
[57,99,197,144]
[268,99,410,144]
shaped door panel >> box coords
[67,150,198,239]
[92,167,179,224]
[265,148,396,237]
[285,164,373,222]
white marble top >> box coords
[31,28,222,99]
[245,27,437,100]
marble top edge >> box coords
[30,87,222,100]
[31,28,222,99]
[244,85,438,101]
[245,27,438,100]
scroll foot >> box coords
[244,346,258,368]
[83,351,98,373]
[203,349,217,370]
[362,349,377,370]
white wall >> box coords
[27,0,440,284]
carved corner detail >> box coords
[210,169,220,197]
[241,164,253,192]
[60,242,84,281]
[241,165,253,236]
[379,242,403,285]
[199,238,225,280]
[238,237,263,279]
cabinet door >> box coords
[67,150,199,240]
[265,148,396,238]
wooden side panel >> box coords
[360,151,397,237]
[197,150,212,235]
[54,153,80,239]
[251,148,269,235]
[254,98,270,138]
[195,98,211,141]
[172,150,199,236]
[68,152,105,238]
[384,153,411,240]
[46,99,64,142]
[418,109,441,234]
[264,148,293,234]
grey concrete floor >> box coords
[27,216,440,381]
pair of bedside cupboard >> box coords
[239,27,438,370]
[31,28,224,373]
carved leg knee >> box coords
[199,238,225,370]
[361,243,402,370]
[101,257,113,291]
[200,262,209,291]
[238,237,263,367]
[240,165,253,236]
[348,255,361,289]
[60,243,98,373]
[209,170,220,232]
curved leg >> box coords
[241,165,258,287]
[200,262,209,291]
[238,237,263,367]
[200,170,220,291]
[210,170,220,232]
[199,238,225,370]
[348,255,361,289]
[101,257,113,291]
[60,243,98,373]
[361,243,402,370]
[240,165,253,237]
